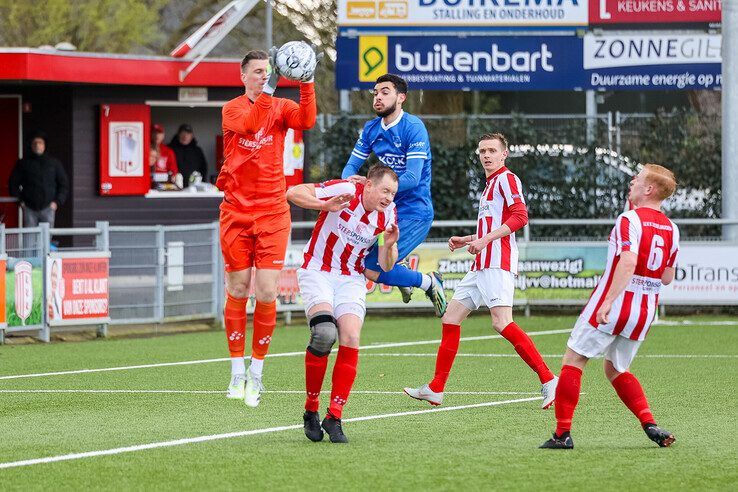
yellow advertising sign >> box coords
[346,1,376,19]
[359,36,388,82]
[379,1,408,19]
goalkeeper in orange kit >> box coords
[217,47,318,407]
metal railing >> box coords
[2,218,737,343]
[1,222,223,343]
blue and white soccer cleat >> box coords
[425,272,447,317]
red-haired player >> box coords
[541,164,680,449]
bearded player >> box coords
[287,165,399,443]
[217,48,317,407]
[342,74,446,317]
[540,164,680,449]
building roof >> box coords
[0,48,299,88]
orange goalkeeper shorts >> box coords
[220,206,291,272]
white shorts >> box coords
[452,268,514,310]
[567,318,643,373]
[297,268,367,321]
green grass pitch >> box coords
[0,315,736,490]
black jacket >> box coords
[168,137,208,186]
[9,153,69,211]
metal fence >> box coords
[108,223,222,325]
[2,218,737,343]
[1,222,223,343]
[316,111,720,158]
[317,112,614,148]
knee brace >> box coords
[307,311,337,356]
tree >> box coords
[0,0,168,53]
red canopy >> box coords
[0,48,299,88]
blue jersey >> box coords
[341,111,433,220]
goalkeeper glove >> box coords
[263,46,280,95]
[303,44,324,84]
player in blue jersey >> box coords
[342,73,447,316]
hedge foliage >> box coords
[314,110,721,238]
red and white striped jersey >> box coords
[580,207,680,341]
[301,180,397,276]
[471,166,525,274]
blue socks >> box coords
[377,264,423,288]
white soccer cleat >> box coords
[244,369,263,408]
[227,374,246,399]
[403,384,443,406]
[541,375,559,409]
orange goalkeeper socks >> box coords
[224,294,247,358]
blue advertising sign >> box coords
[336,35,585,90]
[336,34,722,91]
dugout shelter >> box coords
[0,48,308,229]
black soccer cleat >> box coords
[303,411,324,442]
[644,424,676,448]
[321,414,348,443]
[539,432,574,449]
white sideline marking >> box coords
[653,320,738,326]
[0,389,541,396]
[0,396,540,469]
[0,329,572,381]
[361,353,738,359]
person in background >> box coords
[169,124,208,186]
[9,131,69,227]
[151,124,178,182]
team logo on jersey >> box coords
[393,135,402,148]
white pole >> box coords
[585,90,597,145]
[723,1,738,240]
[266,0,273,50]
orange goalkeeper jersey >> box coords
[217,83,316,213]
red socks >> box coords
[328,346,359,419]
[224,294,247,358]
[304,350,329,413]
[611,372,656,427]
[252,300,276,360]
[553,367,655,435]
[304,346,360,418]
[428,323,461,393]
[555,364,583,436]
[500,322,555,384]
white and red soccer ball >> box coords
[274,41,316,82]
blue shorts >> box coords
[363,217,433,273]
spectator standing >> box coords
[151,124,178,181]
[169,124,208,186]
[9,131,69,227]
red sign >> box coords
[47,255,110,325]
[589,0,721,25]
[99,104,151,196]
